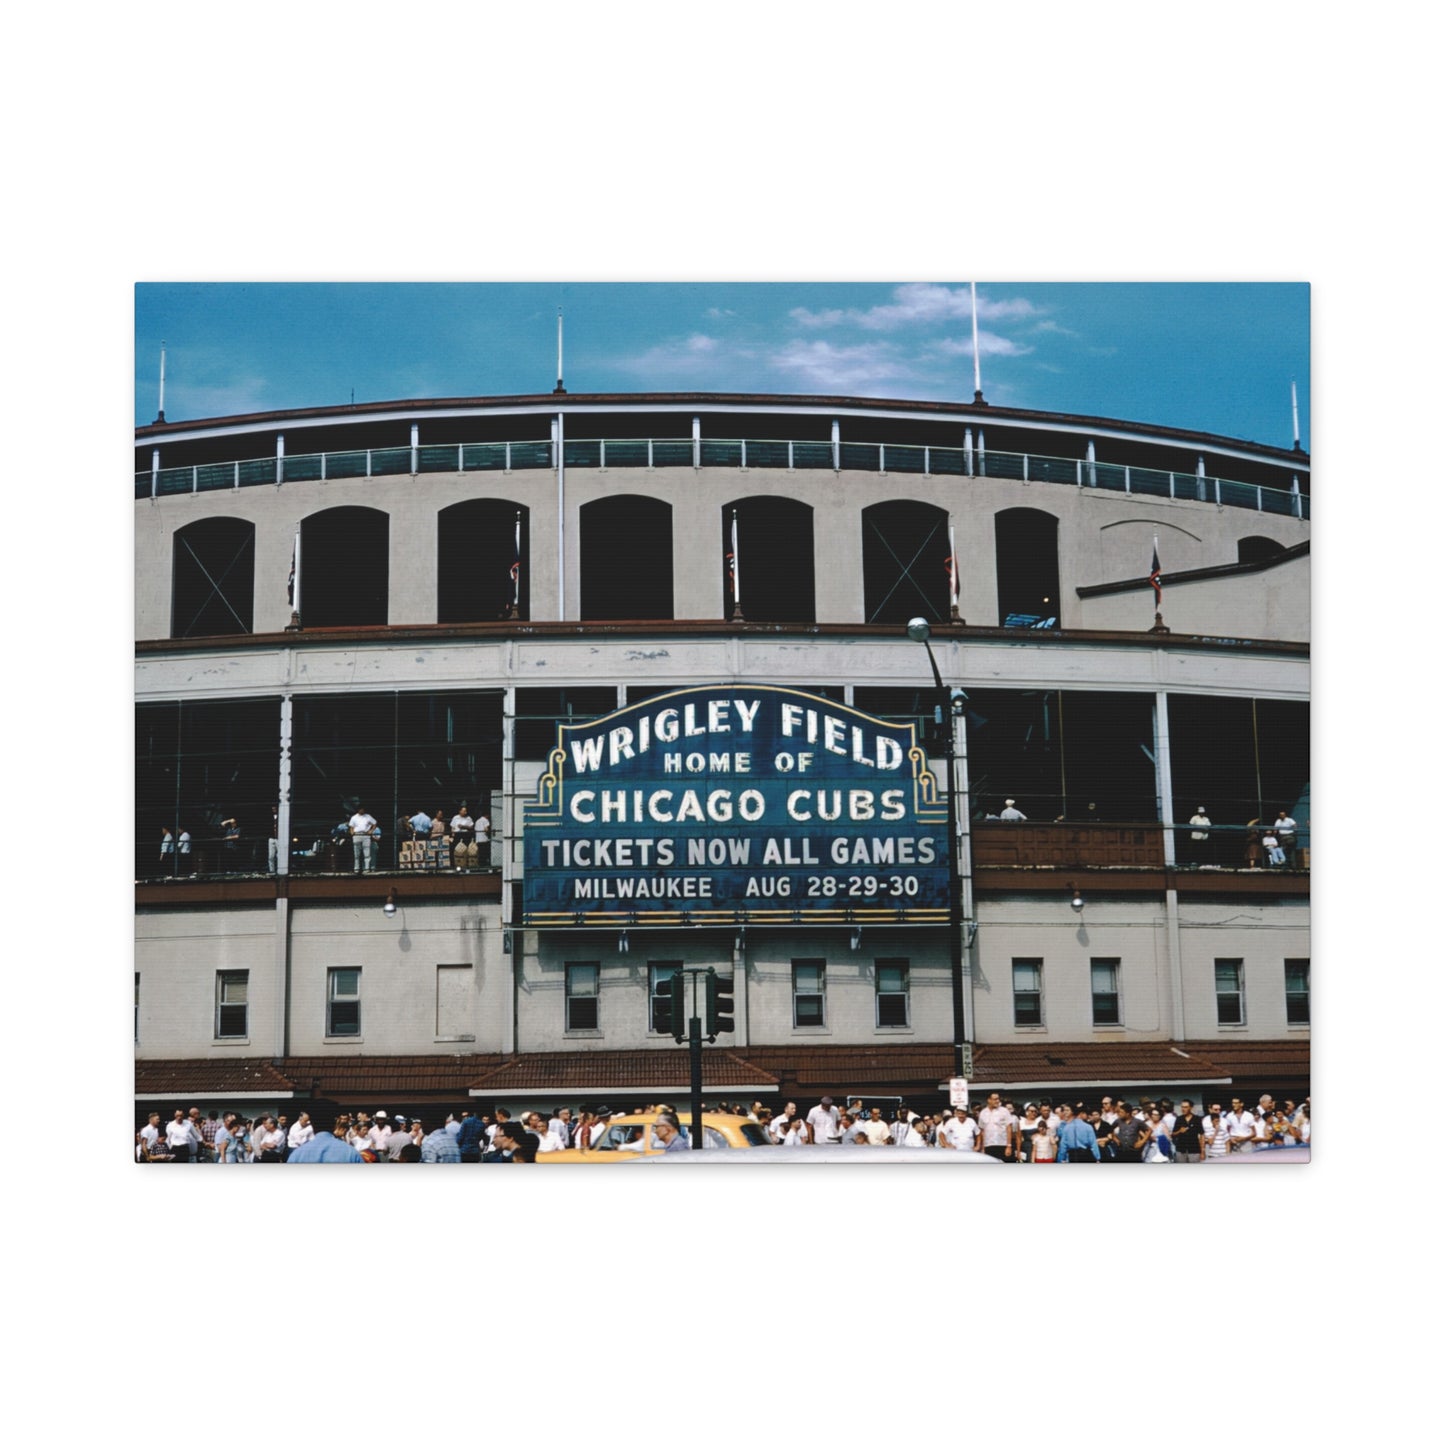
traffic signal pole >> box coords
[667,966,733,1149]
[689,1011,704,1150]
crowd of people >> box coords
[137,1091,1309,1164]
[151,800,496,878]
[748,1092,1310,1160]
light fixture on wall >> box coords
[1069,887,1084,914]
[502,930,513,955]
[850,927,863,952]
[382,889,398,918]
[734,928,747,952]
[618,930,630,954]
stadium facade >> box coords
[134,389,1309,1117]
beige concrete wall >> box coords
[522,931,952,1051]
[135,462,1309,641]
[135,898,510,1057]
[1178,898,1311,1040]
[973,897,1171,1043]
[1077,551,1310,643]
[135,907,279,1057]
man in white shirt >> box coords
[475,810,493,867]
[548,1109,574,1147]
[450,804,477,870]
[999,798,1027,821]
[1224,1098,1256,1154]
[166,1109,199,1162]
[938,1107,980,1153]
[140,1112,162,1153]
[860,1107,892,1146]
[287,1111,315,1151]
[1201,1103,1231,1159]
[368,1112,392,1154]
[978,1092,1015,1161]
[349,806,378,872]
[1188,806,1212,866]
[1273,811,1298,865]
[806,1096,841,1144]
[769,1101,799,1142]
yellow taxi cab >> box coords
[536,1110,771,1162]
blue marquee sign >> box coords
[522,685,949,927]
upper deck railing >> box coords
[136,435,1309,520]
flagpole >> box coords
[287,524,302,631]
[948,520,961,622]
[507,509,521,620]
[156,342,167,424]
[970,284,985,405]
[1149,532,1169,634]
[730,507,744,621]
[554,308,566,395]
[1291,380,1301,451]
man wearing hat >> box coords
[999,798,1027,821]
[806,1095,842,1144]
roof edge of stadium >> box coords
[136,391,1309,467]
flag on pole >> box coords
[730,508,742,609]
[1149,537,1162,605]
[510,511,522,605]
[287,527,300,610]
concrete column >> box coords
[673,491,719,620]
[387,501,436,624]
[1154,688,1176,867]
[276,695,293,877]
[813,495,861,621]
[273,896,292,1057]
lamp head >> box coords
[382,889,397,918]
[906,617,932,644]
[1069,889,1084,914]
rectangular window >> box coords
[216,970,249,1039]
[875,959,910,1027]
[327,967,361,1037]
[435,964,473,1040]
[1091,958,1121,1026]
[567,963,601,1032]
[1285,958,1310,1024]
[1012,959,1043,1027]
[792,960,826,1028]
[1215,959,1245,1025]
[649,963,681,1034]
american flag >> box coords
[1149,540,1162,605]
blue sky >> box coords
[135,282,1309,449]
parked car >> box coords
[535,1111,771,1162]
[645,1145,1003,1164]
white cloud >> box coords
[614,332,730,375]
[766,339,914,392]
[932,332,1033,358]
[704,307,736,320]
[790,284,1041,332]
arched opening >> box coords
[720,496,814,623]
[862,499,951,624]
[994,508,1060,627]
[171,517,255,638]
[580,494,673,620]
[438,499,530,622]
[1238,535,1287,565]
[300,506,390,628]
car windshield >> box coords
[597,1123,648,1151]
[739,1124,771,1147]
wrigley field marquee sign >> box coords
[522,685,950,926]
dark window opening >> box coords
[1168,695,1309,837]
[438,499,529,623]
[171,517,255,638]
[875,959,910,1027]
[580,495,673,620]
[514,687,619,762]
[1013,959,1043,1026]
[566,963,600,1032]
[1215,959,1244,1026]
[1091,958,1121,1026]
[862,500,952,625]
[1285,959,1310,1024]
[290,690,503,862]
[995,508,1060,627]
[300,505,389,627]
[135,697,282,878]
[721,496,815,623]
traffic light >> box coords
[668,969,687,1044]
[705,967,735,1040]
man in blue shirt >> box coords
[1054,1104,1101,1163]
[287,1117,364,1163]
[456,1110,487,1162]
[421,1117,462,1163]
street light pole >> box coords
[907,619,970,1079]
